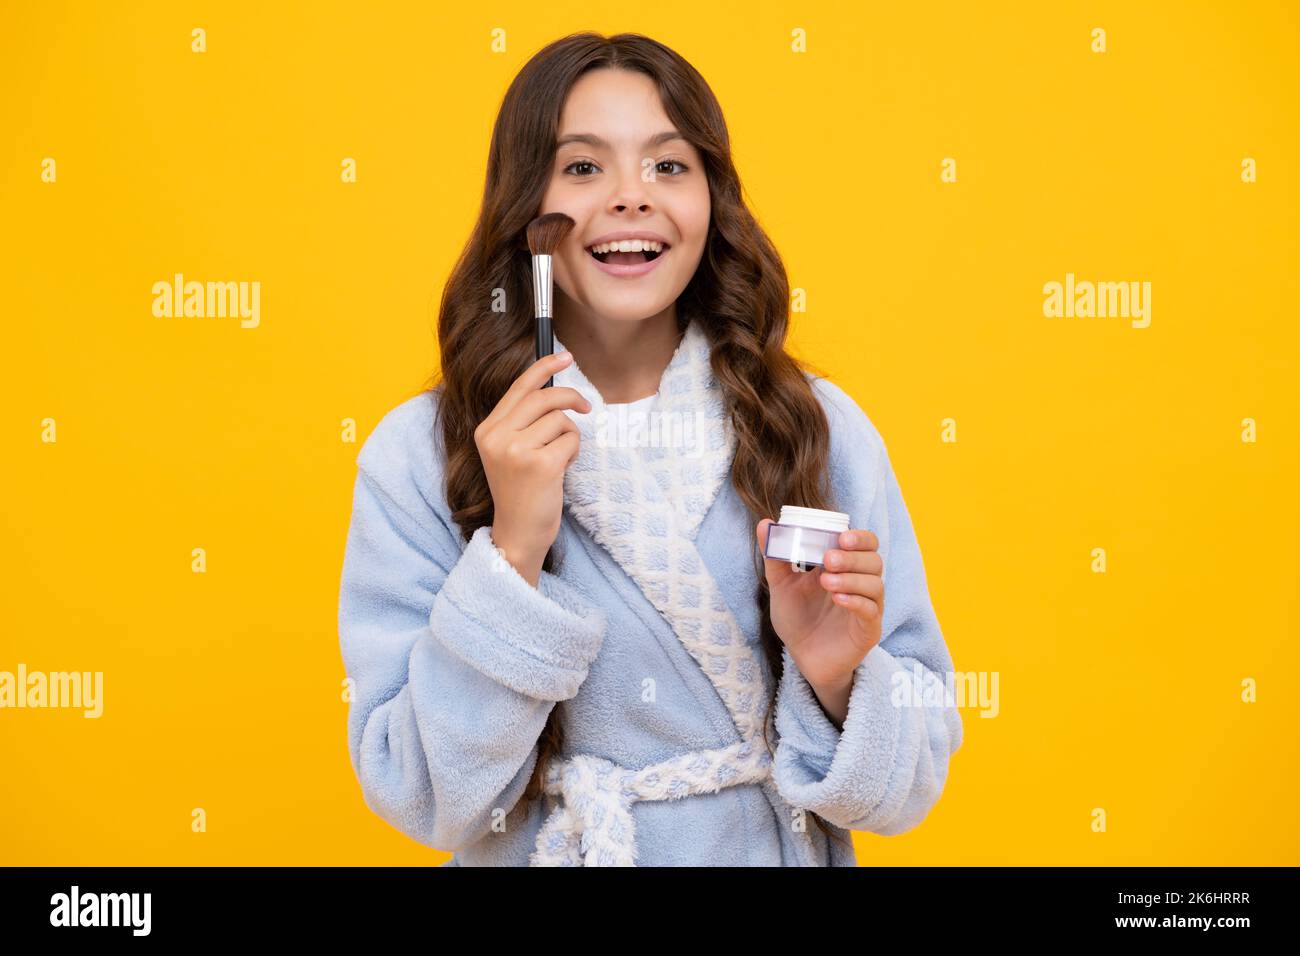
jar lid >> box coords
[777,505,851,533]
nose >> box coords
[607,162,654,214]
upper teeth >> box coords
[589,239,664,253]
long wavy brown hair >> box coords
[423,31,850,856]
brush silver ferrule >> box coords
[532,253,553,317]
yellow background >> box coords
[2,0,1296,865]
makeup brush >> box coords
[526,212,575,388]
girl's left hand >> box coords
[756,518,884,690]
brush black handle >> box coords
[536,314,553,388]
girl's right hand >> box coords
[475,350,592,587]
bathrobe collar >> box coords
[530,317,792,865]
[551,317,771,740]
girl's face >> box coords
[540,68,711,326]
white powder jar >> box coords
[763,505,851,573]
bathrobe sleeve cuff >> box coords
[774,641,958,835]
[772,645,847,777]
[430,524,607,702]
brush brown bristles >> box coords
[526,212,575,256]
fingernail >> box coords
[843,532,856,547]
[557,351,572,362]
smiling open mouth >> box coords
[586,240,669,265]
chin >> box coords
[584,299,676,323]
[574,293,676,323]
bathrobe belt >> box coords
[529,738,775,866]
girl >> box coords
[338,32,962,866]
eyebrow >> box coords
[555,130,686,151]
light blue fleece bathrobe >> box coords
[338,318,963,866]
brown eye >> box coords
[563,161,598,176]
